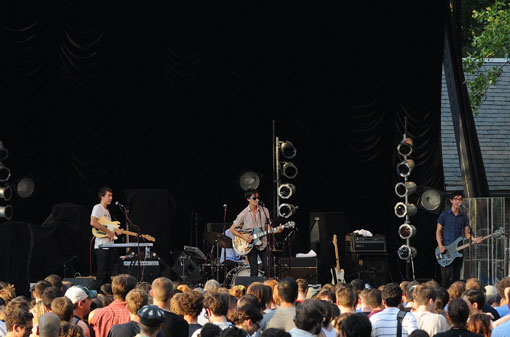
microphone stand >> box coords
[260,202,273,278]
[120,204,144,281]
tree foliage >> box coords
[462,1,510,114]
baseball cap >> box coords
[65,285,97,304]
[138,305,165,327]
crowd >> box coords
[0,273,509,337]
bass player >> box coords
[230,189,282,277]
[436,191,481,288]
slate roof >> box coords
[441,58,510,194]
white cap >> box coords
[65,286,88,304]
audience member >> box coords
[495,277,510,318]
[466,313,492,337]
[261,328,291,337]
[199,323,222,337]
[409,330,430,337]
[370,283,417,337]
[65,286,97,337]
[433,298,483,337]
[357,289,372,314]
[261,278,298,332]
[462,289,488,319]
[412,285,448,337]
[36,312,60,337]
[295,280,308,304]
[336,288,356,314]
[50,296,74,323]
[89,274,137,337]
[338,313,371,337]
[44,276,63,292]
[365,289,383,318]
[107,288,149,337]
[4,307,33,337]
[151,277,189,337]
[233,304,263,336]
[465,279,500,320]
[176,290,203,337]
[289,300,325,337]
[136,305,166,337]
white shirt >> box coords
[370,307,418,337]
[412,311,449,337]
[91,204,113,249]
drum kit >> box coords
[200,231,270,287]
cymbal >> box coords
[204,232,223,244]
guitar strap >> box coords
[396,310,407,337]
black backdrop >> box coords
[0,2,446,283]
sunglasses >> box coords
[249,196,260,200]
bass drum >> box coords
[226,265,263,287]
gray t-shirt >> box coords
[264,307,296,332]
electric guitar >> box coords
[92,216,156,242]
[435,227,503,267]
[330,234,345,284]
[232,221,296,256]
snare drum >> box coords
[225,265,263,287]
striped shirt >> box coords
[370,307,418,337]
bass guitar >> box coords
[330,234,345,284]
[232,221,295,256]
[92,216,156,242]
[435,227,503,267]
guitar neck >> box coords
[457,232,498,251]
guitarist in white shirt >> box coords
[90,186,119,285]
[230,189,282,277]
[435,191,481,288]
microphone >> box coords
[258,200,264,206]
[115,201,126,208]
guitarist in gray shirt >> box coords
[230,189,281,277]
[435,191,480,288]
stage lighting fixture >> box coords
[278,203,297,218]
[0,186,12,201]
[0,141,8,162]
[394,202,417,218]
[398,223,417,240]
[397,245,417,260]
[278,183,296,199]
[0,205,12,220]
[280,141,297,159]
[396,159,415,178]
[419,188,442,212]
[16,176,35,199]
[0,163,11,182]
[281,162,298,179]
[395,181,417,198]
[239,171,260,191]
[397,137,413,157]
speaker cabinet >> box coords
[344,253,391,288]
[309,212,349,284]
[279,257,318,284]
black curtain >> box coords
[0,2,445,283]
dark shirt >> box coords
[161,310,189,337]
[437,209,469,245]
[188,324,202,337]
[483,303,500,320]
[433,328,483,337]
[108,321,164,337]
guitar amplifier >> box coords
[345,234,386,253]
[122,258,160,282]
